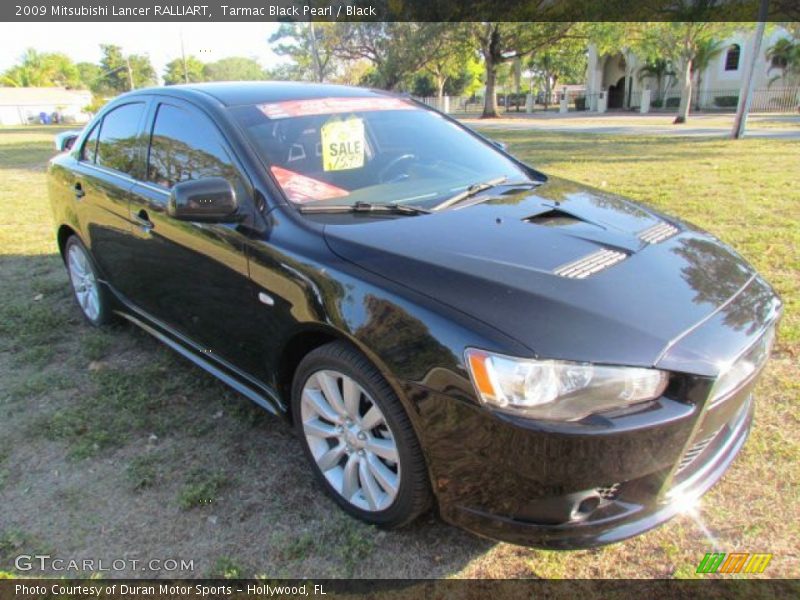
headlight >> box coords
[709,325,775,405]
[465,349,668,421]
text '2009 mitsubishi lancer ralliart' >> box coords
[48,82,782,548]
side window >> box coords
[96,102,145,176]
[80,122,100,162]
[147,104,239,189]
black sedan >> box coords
[47,82,781,548]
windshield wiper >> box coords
[432,177,538,212]
[298,201,431,216]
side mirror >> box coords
[168,178,239,222]
[54,130,81,152]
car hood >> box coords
[322,177,763,370]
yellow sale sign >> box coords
[321,117,365,171]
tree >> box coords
[76,62,103,91]
[421,56,484,98]
[269,22,341,82]
[163,56,206,85]
[638,22,740,124]
[470,22,574,118]
[766,36,800,85]
[331,23,451,91]
[264,62,306,81]
[202,57,265,81]
[1,49,80,88]
[329,59,373,86]
[457,56,484,97]
[527,41,587,110]
[98,44,156,92]
[637,58,676,105]
[420,24,475,101]
[692,38,726,109]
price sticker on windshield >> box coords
[321,117,365,171]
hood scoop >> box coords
[525,209,584,227]
[639,221,679,244]
[553,248,628,279]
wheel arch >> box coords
[56,224,79,260]
[275,323,422,433]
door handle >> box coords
[134,209,154,233]
[74,182,85,199]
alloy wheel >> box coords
[300,369,401,512]
[67,243,100,322]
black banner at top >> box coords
[2,0,800,22]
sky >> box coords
[0,22,286,79]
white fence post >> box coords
[525,93,533,113]
[559,88,569,114]
[640,89,651,114]
[597,91,607,114]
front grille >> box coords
[595,483,622,501]
[676,431,718,474]
[553,249,627,279]
[639,221,679,244]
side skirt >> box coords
[110,298,285,417]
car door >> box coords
[71,101,147,287]
[122,98,260,371]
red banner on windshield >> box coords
[270,166,350,203]
[258,97,416,120]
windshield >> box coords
[230,97,530,209]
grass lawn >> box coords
[0,125,797,579]
[463,112,800,134]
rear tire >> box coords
[64,236,113,327]
[291,341,431,528]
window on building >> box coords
[725,45,741,71]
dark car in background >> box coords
[47,82,781,548]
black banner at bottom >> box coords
[2,578,799,600]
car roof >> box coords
[127,81,393,108]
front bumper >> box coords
[445,391,753,549]
[411,319,775,549]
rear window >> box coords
[231,97,527,208]
[95,102,145,177]
[80,122,100,162]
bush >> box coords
[714,95,739,107]
[651,97,680,108]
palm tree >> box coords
[691,39,725,110]
[766,37,800,86]
[1,49,42,87]
[0,48,80,88]
[637,58,675,106]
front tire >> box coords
[65,236,113,326]
[291,341,431,528]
